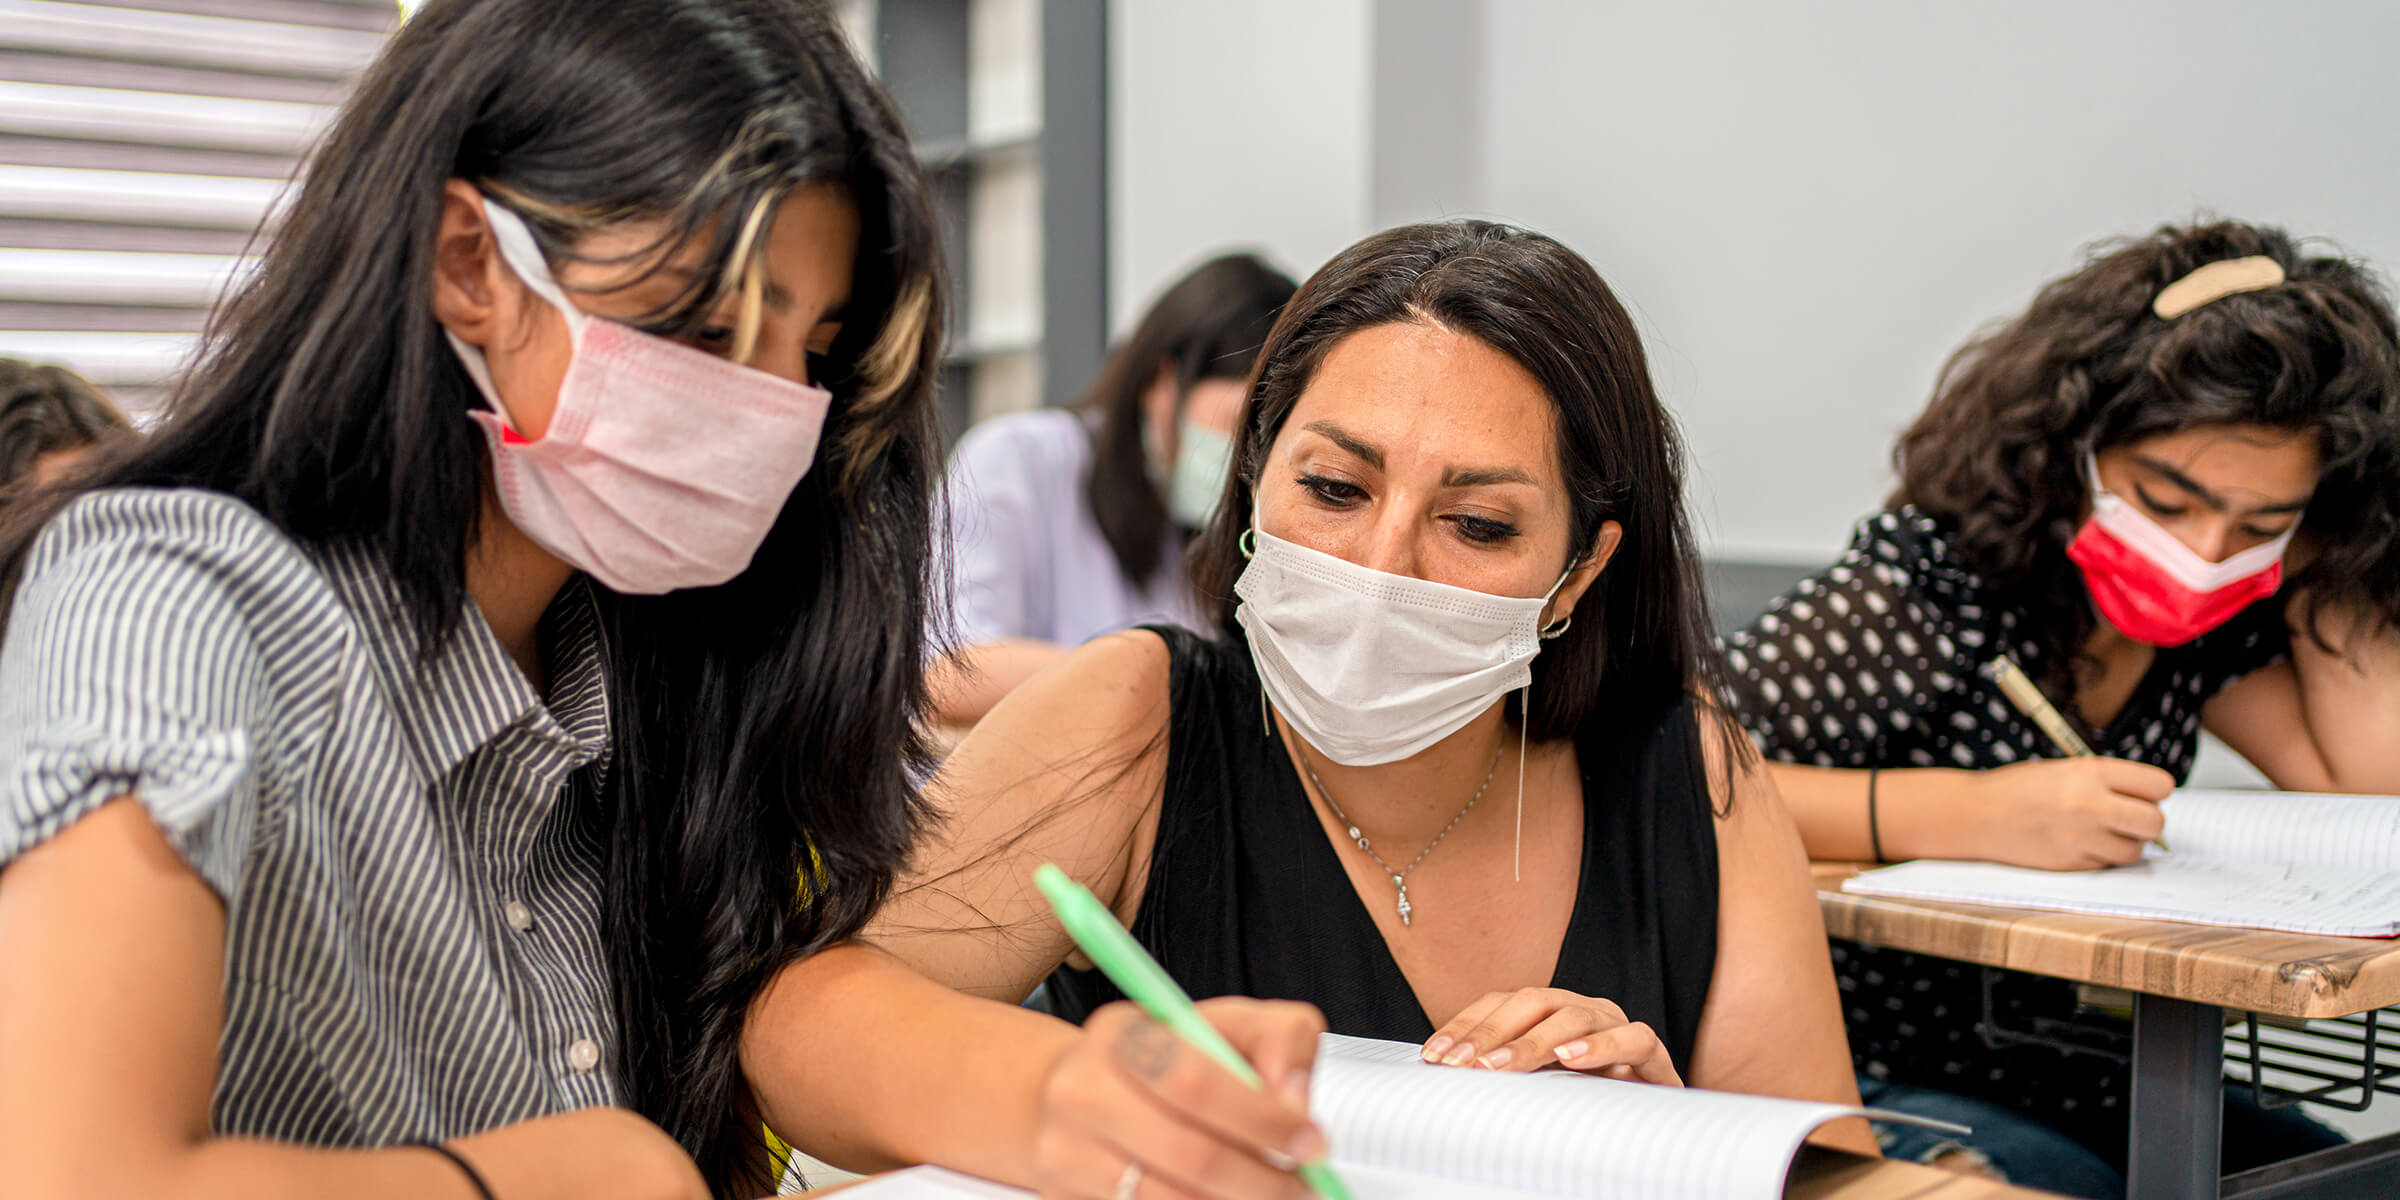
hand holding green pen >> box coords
[1034,864,1357,1200]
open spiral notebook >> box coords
[1844,789,2400,937]
[827,1034,1959,1200]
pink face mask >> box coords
[443,198,832,595]
[2066,453,2297,647]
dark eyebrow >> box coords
[1301,420,1384,471]
[1442,465,1538,488]
[1300,420,1535,488]
[654,263,797,312]
[2132,454,2311,515]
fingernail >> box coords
[1554,1041,1587,1064]
[1422,1035,1454,1061]
[1285,1124,1330,1163]
[1280,1069,1310,1108]
[1476,1047,1512,1070]
[1440,1043,1475,1067]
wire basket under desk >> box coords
[2225,1005,2400,1112]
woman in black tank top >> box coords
[1043,625,1720,1067]
[753,223,1871,1199]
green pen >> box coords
[1033,863,1356,1200]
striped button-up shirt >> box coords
[0,487,625,1143]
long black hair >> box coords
[1186,221,1746,775]
[0,2,945,1194]
[1082,254,1294,583]
[1894,219,2400,697]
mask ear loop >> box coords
[480,200,588,346]
[450,200,586,437]
[1239,525,1274,740]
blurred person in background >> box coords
[0,359,132,498]
[929,253,1295,729]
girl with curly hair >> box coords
[1719,219,2400,1196]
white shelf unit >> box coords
[844,0,1106,445]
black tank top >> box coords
[1044,626,1722,1072]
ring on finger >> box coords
[1114,1162,1143,1200]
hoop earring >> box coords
[1539,615,1571,640]
[1238,528,1257,559]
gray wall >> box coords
[1106,0,1374,329]
[1113,0,2400,565]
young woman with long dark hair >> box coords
[1719,220,2400,1196]
[930,253,1295,727]
[0,3,942,1197]
[747,221,1873,1199]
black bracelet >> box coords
[408,1140,497,1200]
[1866,767,1887,863]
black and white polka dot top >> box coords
[1717,508,2288,1148]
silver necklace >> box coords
[1301,745,1502,927]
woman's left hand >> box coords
[1420,987,1683,1085]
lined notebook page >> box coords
[1845,858,2400,937]
[836,1037,1879,1199]
[832,1166,1028,1196]
[1309,1034,1854,1200]
[835,1164,1548,1199]
[2162,790,2400,871]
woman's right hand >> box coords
[1965,756,2174,870]
[1032,997,1329,1200]
[450,1107,707,1200]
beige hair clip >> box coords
[2153,255,2287,319]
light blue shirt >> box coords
[938,408,1205,648]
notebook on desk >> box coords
[1845,789,2400,937]
[833,1033,1957,1200]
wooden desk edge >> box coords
[1814,862,2400,1019]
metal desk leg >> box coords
[2130,993,2225,1200]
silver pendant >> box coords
[1395,875,1412,926]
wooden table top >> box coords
[1814,862,2400,1018]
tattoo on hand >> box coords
[1116,1018,1179,1081]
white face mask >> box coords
[1163,415,1235,529]
[1233,525,1571,766]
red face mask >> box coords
[2066,455,2296,647]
